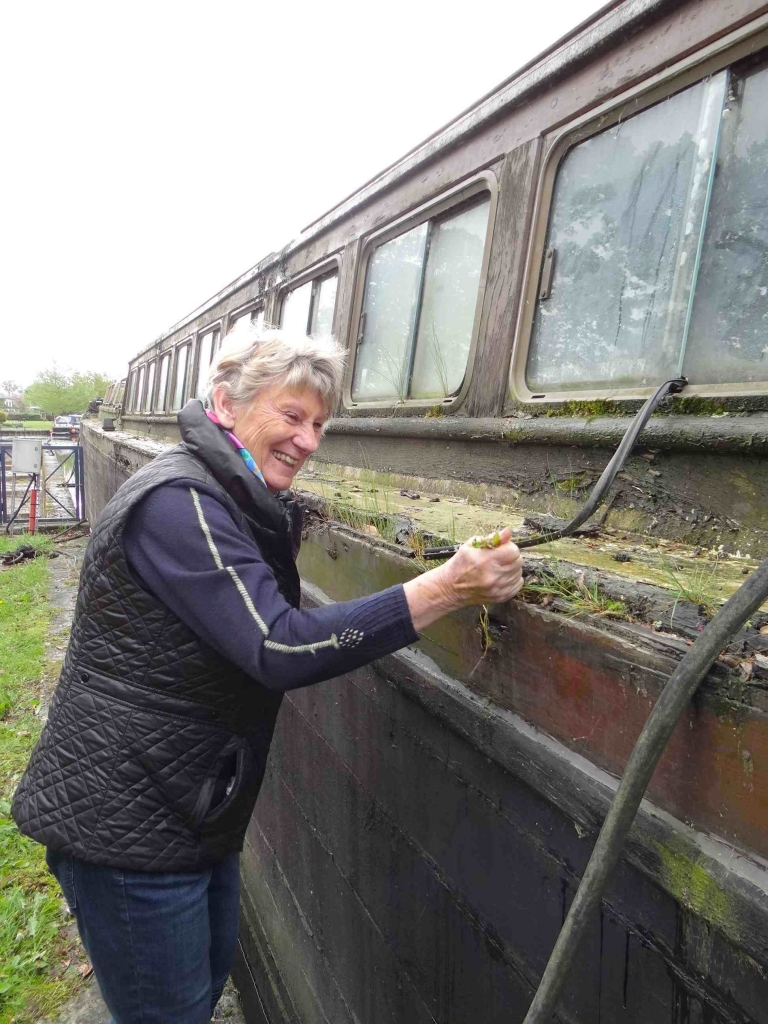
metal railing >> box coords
[0,442,85,528]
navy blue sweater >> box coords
[123,482,418,692]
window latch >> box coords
[356,312,367,348]
[539,248,556,301]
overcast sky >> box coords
[1,0,605,390]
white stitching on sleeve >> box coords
[190,488,346,656]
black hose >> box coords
[421,377,686,560]
[522,555,768,1023]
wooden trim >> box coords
[467,140,542,418]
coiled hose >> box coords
[522,555,768,1023]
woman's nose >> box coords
[294,424,320,454]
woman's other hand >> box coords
[403,528,523,632]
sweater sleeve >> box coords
[123,482,419,691]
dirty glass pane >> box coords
[135,366,146,413]
[126,371,137,411]
[229,308,262,337]
[683,66,768,383]
[352,222,428,401]
[281,281,312,336]
[410,199,490,400]
[157,354,170,412]
[195,329,218,398]
[311,274,338,336]
[143,361,156,413]
[172,345,190,411]
[527,73,726,392]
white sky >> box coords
[1,0,605,390]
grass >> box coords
[658,555,724,620]
[525,561,629,620]
[0,533,79,1023]
[1,423,51,432]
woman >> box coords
[12,326,523,1023]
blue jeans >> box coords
[46,849,240,1024]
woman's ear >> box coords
[211,386,236,429]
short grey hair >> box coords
[206,321,346,413]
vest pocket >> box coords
[197,738,255,834]
[68,669,258,843]
[135,729,253,835]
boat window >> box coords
[135,365,147,413]
[195,327,220,398]
[527,73,727,393]
[156,353,171,412]
[126,371,137,411]
[525,60,768,396]
[352,196,491,403]
[171,344,191,411]
[682,63,768,384]
[280,270,338,337]
[310,274,337,336]
[142,361,156,413]
[229,305,265,338]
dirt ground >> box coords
[38,533,246,1024]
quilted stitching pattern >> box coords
[12,443,292,871]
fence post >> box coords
[0,448,5,525]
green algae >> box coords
[425,405,445,418]
[670,396,729,417]
[652,841,732,931]
[545,399,627,420]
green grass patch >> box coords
[1,423,51,432]
[525,561,629,620]
[0,533,79,1023]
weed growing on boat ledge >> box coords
[523,563,629,620]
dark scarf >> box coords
[178,400,303,563]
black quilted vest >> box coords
[12,401,303,871]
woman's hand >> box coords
[403,527,523,632]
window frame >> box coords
[344,171,498,413]
[277,256,341,337]
[510,19,768,406]
[171,339,193,412]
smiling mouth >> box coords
[272,451,298,467]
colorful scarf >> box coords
[206,410,267,488]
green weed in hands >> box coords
[469,531,504,550]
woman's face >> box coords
[214,383,327,493]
